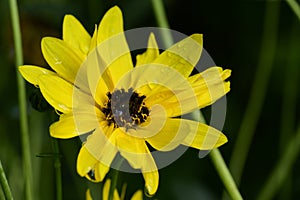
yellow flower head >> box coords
[19,6,231,196]
[86,179,143,200]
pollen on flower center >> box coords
[101,88,149,130]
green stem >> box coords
[52,139,62,200]
[151,0,242,198]
[210,150,243,200]
[228,1,280,184]
[257,125,300,200]
[150,0,174,48]
[8,0,33,199]
[108,158,124,200]
[0,160,14,200]
[278,20,299,199]
[286,0,300,21]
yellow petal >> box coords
[85,49,111,106]
[19,65,56,85]
[77,145,99,179]
[136,33,159,66]
[102,179,110,200]
[89,26,98,53]
[63,15,91,55]
[96,6,133,87]
[93,162,110,182]
[50,111,99,139]
[41,37,85,83]
[152,34,202,77]
[116,129,148,169]
[86,189,93,200]
[38,74,73,113]
[188,67,231,109]
[142,170,159,197]
[102,179,120,200]
[116,129,157,171]
[116,129,159,195]
[130,190,143,200]
[77,145,111,182]
[84,127,118,168]
[182,119,228,150]
[144,67,231,117]
[145,118,190,151]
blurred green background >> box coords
[0,0,299,199]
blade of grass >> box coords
[228,1,280,184]
[108,157,124,200]
[151,0,242,199]
[0,160,14,200]
[278,19,299,199]
[150,0,173,48]
[257,125,300,200]
[286,0,300,21]
[210,150,243,200]
[8,0,33,199]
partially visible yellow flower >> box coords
[19,6,231,196]
[86,179,143,200]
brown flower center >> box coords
[101,88,149,130]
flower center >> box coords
[101,88,149,130]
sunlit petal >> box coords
[63,15,91,55]
[19,65,56,86]
[86,189,93,200]
[145,118,189,151]
[38,74,73,113]
[50,111,100,139]
[77,145,113,182]
[142,170,159,197]
[152,34,202,77]
[41,37,85,83]
[130,190,143,200]
[143,67,230,117]
[136,33,159,66]
[182,120,228,150]
[84,127,118,168]
[102,179,120,200]
[116,129,159,195]
[97,6,133,87]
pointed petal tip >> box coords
[190,33,203,43]
[223,69,232,80]
[105,5,122,17]
[63,14,75,20]
[144,185,156,198]
[215,133,228,148]
[142,170,159,197]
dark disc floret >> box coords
[100,88,149,130]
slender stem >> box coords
[150,0,174,48]
[52,139,63,200]
[151,0,242,198]
[278,20,299,199]
[286,0,300,21]
[210,150,243,200]
[257,125,300,200]
[228,1,280,184]
[8,0,33,199]
[108,158,124,200]
[0,160,14,200]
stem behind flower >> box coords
[8,0,33,199]
[0,160,14,200]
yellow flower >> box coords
[19,6,231,196]
[86,179,143,200]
